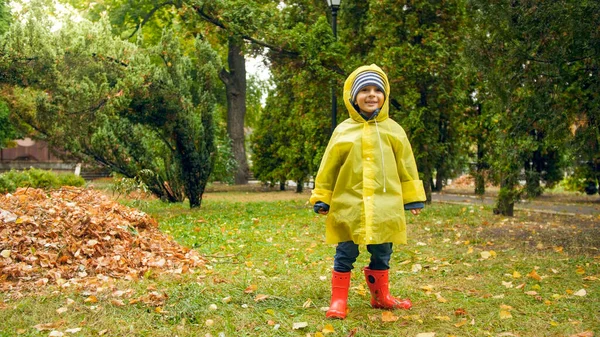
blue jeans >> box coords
[333,241,393,272]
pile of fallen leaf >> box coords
[0,187,206,292]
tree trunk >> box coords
[296,179,303,193]
[495,174,517,216]
[474,104,486,196]
[220,37,249,185]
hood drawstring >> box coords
[370,109,387,193]
[374,119,387,193]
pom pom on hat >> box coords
[350,71,386,104]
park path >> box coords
[432,191,600,217]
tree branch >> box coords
[192,4,299,57]
[127,1,177,39]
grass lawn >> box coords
[1,188,598,337]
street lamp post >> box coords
[327,0,341,134]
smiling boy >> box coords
[310,64,426,319]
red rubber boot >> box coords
[364,267,412,309]
[326,271,351,319]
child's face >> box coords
[355,85,385,117]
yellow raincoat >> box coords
[310,64,426,245]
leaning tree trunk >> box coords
[220,36,249,185]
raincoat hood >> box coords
[343,64,390,123]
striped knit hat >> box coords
[350,71,386,104]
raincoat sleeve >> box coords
[394,130,426,205]
[310,137,341,206]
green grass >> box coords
[1,192,598,337]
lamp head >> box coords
[327,0,341,9]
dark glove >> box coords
[313,201,330,214]
[404,202,424,211]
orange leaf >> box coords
[84,296,98,303]
[527,270,542,281]
[382,311,399,322]
[254,294,269,302]
[244,284,258,294]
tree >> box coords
[1,8,222,208]
[466,0,600,214]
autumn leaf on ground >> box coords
[302,298,312,308]
[435,292,448,303]
[415,333,436,337]
[353,284,367,296]
[84,295,98,303]
[527,269,542,281]
[244,284,258,293]
[499,310,513,319]
[34,321,65,331]
[322,324,335,334]
[254,294,269,302]
[573,289,587,297]
[512,271,522,278]
[576,266,586,275]
[569,331,593,337]
[292,322,308,330]
[382,311,399,322]
[454,308,467,316]
[454,319,468,327]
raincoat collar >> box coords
[343,64,390,123]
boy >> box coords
[310,64,426,319]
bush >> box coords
[0,169,86,193]
[26,168,60,189]
[0,174,16,193]
[58,173,86,187]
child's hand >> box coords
[410,208,421,216]
[313,201,330,215]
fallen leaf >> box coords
[65,328,82,333]
[502,281,514,288]
[382,311,399,322]
[573,289,587,297]
[292,322,308,330]
[512,271,522,278]
[434,316,451,321]
[569,331,593,337]
[576,266,586,275]
[302,298,312,308]
[415,333,435,337]
[244,284,258,294]
[0,249,10,258]
[525,291,538,296]
[110,299,125,306]
[49,331,64,337]
[56,307,68,314]
[454,308,467,316]
[84,296,98,304]
[499,310,513,319]
[322,324,335,334]
[34,321,65,331]
[454,319,468,327]
[435,292,448,303]
[254,294,269,302]
[527,270,542,281]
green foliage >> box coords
[1,8,222,208]
[0,100,20,148]
[466,0,600,212]
[0,0,10,35]
[0,174,16,193]
[0,168,85,192]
